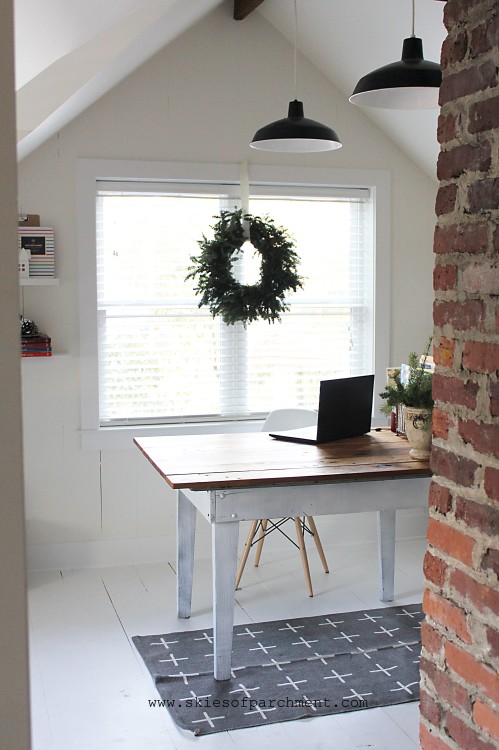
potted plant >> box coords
[379,340,434,460]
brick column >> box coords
[420,1,498,749]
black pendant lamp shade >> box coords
[349,35,442,109]
[250,99,342,152]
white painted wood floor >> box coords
[28,532,426,750]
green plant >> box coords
[379,339,434,417]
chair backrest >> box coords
[261,408,318,432]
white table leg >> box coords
[177,490,197,618]
[212,520,239,681]
[377,509,396,602]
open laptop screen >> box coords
[270,374,374,445]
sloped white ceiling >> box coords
[259,0,445,179]
[15,0,224,157]
[14,0,446,178]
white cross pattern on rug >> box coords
[191,711,225,728]
[396,608,421,619]
[390,680,419,695]
[193,632,214,644]
[342,688,373,702]
[244,704,277,720]
[333,631,360,643]
[291,636,319,649]
[261,659,291,670]
[369,663,398,677]
[236,627,264,638]
[319,618,344,628]
[307,652,331,665]
[324,669,353,684]
[230,683,260,698]
[374,626,400,638]
[277,675,308,691]
[279,622,305,634]
[149,637,178,650]
[249,642,277,654]
[159,652,188,667]
[358,613,383,623]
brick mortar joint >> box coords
[431,428,499,469]
[419,657,480,720]
[430,472,499,511]
[441,47,499,78]
[438,130,495,153]
[433,332,499,359]
[432,412,499,452]
[433,212,497,230]
[435,170,499,192]
[432,389,495,413]
[428,496,495,556]
[444,0,498,31]
[434,209,497,228]
[422,660,499,748]
[421,629,498,708]
[420,711,460,750]
[434,297,499,317]
[440,87,499,119]
[427,508,494,576]
[425,570,499,624]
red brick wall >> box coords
[420,0,499,748]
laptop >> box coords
[269,374,375,445]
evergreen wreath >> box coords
[186,209,303,326]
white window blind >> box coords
[95,181,373,426]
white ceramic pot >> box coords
[403,406,432,460]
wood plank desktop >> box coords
[134,428,431,680]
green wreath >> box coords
[186,209,303,326]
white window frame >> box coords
[77,159,390,449]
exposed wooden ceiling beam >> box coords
[234,0,265,21]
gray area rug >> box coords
[133,603,423,735]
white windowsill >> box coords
[80,415,387,451]
[20,277,59,285]
[80,418,265,450]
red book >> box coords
[21,351,53,357]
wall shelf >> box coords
[20,278,59,286]
[21,353,68,360]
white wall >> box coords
[17,3,434,568]
[0,0,31,745]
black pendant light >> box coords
[349,0,442,109]
[250,0,341,152]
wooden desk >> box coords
[134,429,431,680]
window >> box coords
[78,161,389,445]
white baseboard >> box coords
[26,533,179,571]
[26,509,428,571]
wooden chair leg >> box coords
[254,519,268,567]
[235,519,259,589]
[294,517,314,597]
[306,515,329,573]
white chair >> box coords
[235,408,329,597]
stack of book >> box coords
[21,333,52,357]
[18,227,55,277]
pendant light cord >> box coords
[293,0,298,99]
[411,0,415,37]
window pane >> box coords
[96,186,373,425]
[98,194,225,423]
